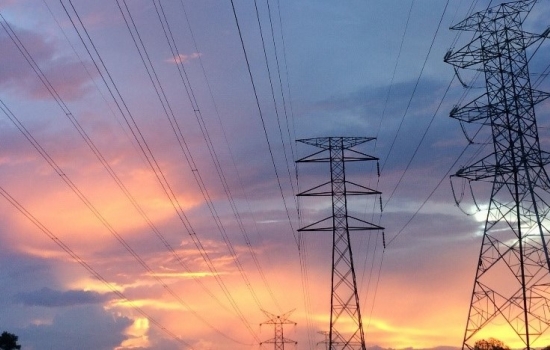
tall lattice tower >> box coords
[297,137,383,350]
[444,1,550,348]
[260,310,297,350]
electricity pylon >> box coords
[260,310,297,350]
[318,331,330,350]
[297,137,383,350]
[445,1,550,349]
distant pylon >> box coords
[260,310,297,350]
[318,331,330,349]
[297,137,384,350]
[318,330,347,349]
[445,1,550,349]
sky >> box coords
[1,0,550,349]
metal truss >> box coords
[297,137,383,350]
[260,310,297,350]
[445,1,550,349]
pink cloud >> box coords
[166,52,201,64]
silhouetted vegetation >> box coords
[0,331,21,350]
[473,338,510,350]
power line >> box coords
[0,185,194,349]
[59,0,260,342]
[0,98,237,345]
[116,0,266,315]
[252,0,298,205]
[0,12,249,344]
[229,0,299,249]
[172,0,287,314]
[8,0,253,322]
[152,0,282,312]
[380,0,451,172]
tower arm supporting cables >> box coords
[445,1,550,348]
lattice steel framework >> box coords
[444,1,550,349]
[297,137,383,350]
[260,310,297,350]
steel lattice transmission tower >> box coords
[444,1,550,349]
[297,137,384,350]
[260,310,297,350]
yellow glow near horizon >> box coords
[118,317,150,349]
[110,298,183,311]
[146,271,222,279]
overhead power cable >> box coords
[229,0,299,248]
[385,124,483,247]
[151,0,282,312]
[59,0,259,342]
[252,0,298,205]
[274,0,298,163]
[0,12,249,344]
[383,76,455,208]
[359,1,487,331]
[0,9,233,320]
[373,0,415,150]
[0,96,248,345]
[259,1,315,344]
[172,0,284,313]
[0,185,194,349]
[380,0,451,172]
[116,0,280,327]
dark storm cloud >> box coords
[14,287,113,307]
[16,305,132,350]
[0,22,97,101]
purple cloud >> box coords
[14,287,113,307]
[0,22,97,101]
[17,305,132,350]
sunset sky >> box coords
[1,0,550,349]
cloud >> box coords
[14,287,114,307]
[166,52,201,64]
[0,22,97,101]
[17,305,132,350]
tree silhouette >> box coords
[473,338,510,350]
[0,331,21,350]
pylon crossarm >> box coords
[531,90,550,105]
[449,94,490,123]
[342,148,378,162]
[455,153,516,181]
[297,181,333,196]
[297,137,375,150]
[297,216,333,232]
[445,40,488,68]
[344,181,381,195]
[261,339,297,344]
[296,148,330,163]
[346,215,384,231]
